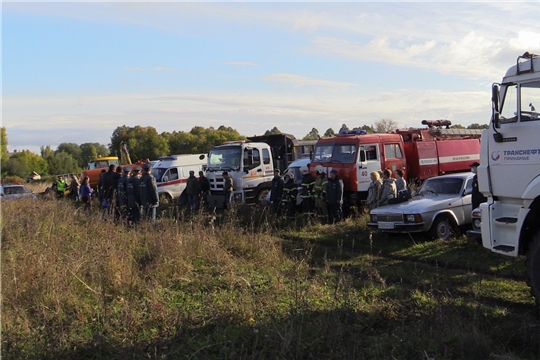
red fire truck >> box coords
[310,120,482,206]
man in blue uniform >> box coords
[139,163,159,222]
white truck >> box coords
[150,154,207,203]
[479,52,540,305]
[205,134,315,207]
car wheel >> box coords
[430,216,453,241]
[159,193,172,205]
[526,231,540,307]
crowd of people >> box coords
[53,164,160,225]
[268,165,345,223]
[366,168,409,210]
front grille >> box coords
[376,213,403,222]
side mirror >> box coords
[463,188,472,196]
[492,84,500,128]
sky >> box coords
[3,1,540,154]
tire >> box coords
[159,193,173,205]
[526,232,540,306]
[257,188,270,204]
[430,216,453,241]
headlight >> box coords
[405,214,422,223]
[473,218,481,230]
[371,214,378,222]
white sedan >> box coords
[368,172,475,240]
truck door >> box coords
[383,143,407,178]
[357,144,380,192]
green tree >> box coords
[467,123,489,130]
[80,143,109,168]
[374,118,399,133]
[1,127,9,176]
[57,142,83,168]
[340,124,349,131]
[47,151,80,175]
[110,125,170,161]
[450,124,466,129]
[323,128,335,138]
[165,126,244,154]
[4,150,49,178]
[302,128,320,141]
[264,127,282,136]
[360,124,375,134]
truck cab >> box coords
[480,52,540,304]
[205,133,312,207]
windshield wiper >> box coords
[426,187,438,196]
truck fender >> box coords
[522,174,540,202]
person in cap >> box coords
[327,169,344,223]
[139,163,159,220]
[222,171,234,209]
[470,162,487,209]
[270,169,284,215]
[127,166,141,224]
[116,166,131,221]
[313,165,329,220]
[100,164,117,209]
[186,170,199,210]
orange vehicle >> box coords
[81,156,121,189]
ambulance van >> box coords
[151,154,207,203]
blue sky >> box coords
[3,2,540,154]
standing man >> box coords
[69,174,80,202]
[198,171,210,209]
[282,173,298,219]
[470,162,487,209]
[299,166,315,216]
[270,169,284,215]
[186,170,199,210]
[327,169,344,223]
[313,165,329,221]
[127,166,141,225]
[139,163,159,222]
[222,171,234,209]
[117,166,131,221]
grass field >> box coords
[2,194,539,359]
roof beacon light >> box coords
[339,129,367,135]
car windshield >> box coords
[151,168,168,182]
[4,186,30,195]
[208,146,242,171]
[421,178,464,195]
[314,143,357,163]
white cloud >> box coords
[154,66,173,72]
[224,61,257,67]
[262,73,355,88]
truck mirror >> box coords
[492,84,500,128]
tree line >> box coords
[1,120,488,179]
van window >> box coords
[253,149,261,167]
[384,144,403,159]
[168,168,179,180]
[262,149,271,165]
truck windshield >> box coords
[314,143,358,163]
[208,146,242,171]
[500,81,540,123]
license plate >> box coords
[378,222,395,230]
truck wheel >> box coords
[430,216,453,241]
[159,193,172,205]
[526,232,540,306]
[257,189,270,204]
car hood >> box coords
[371,194,461,214]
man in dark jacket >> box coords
[327,169,344,223]
[139,163,159,221]
[198,171,210,209]
[300,166,315,215]
[470,162,487,209]
[270,169,284,215]
[282,173,298,218]
[117,166,131,221]
[186,170,199,210]
[127,166,141,225]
